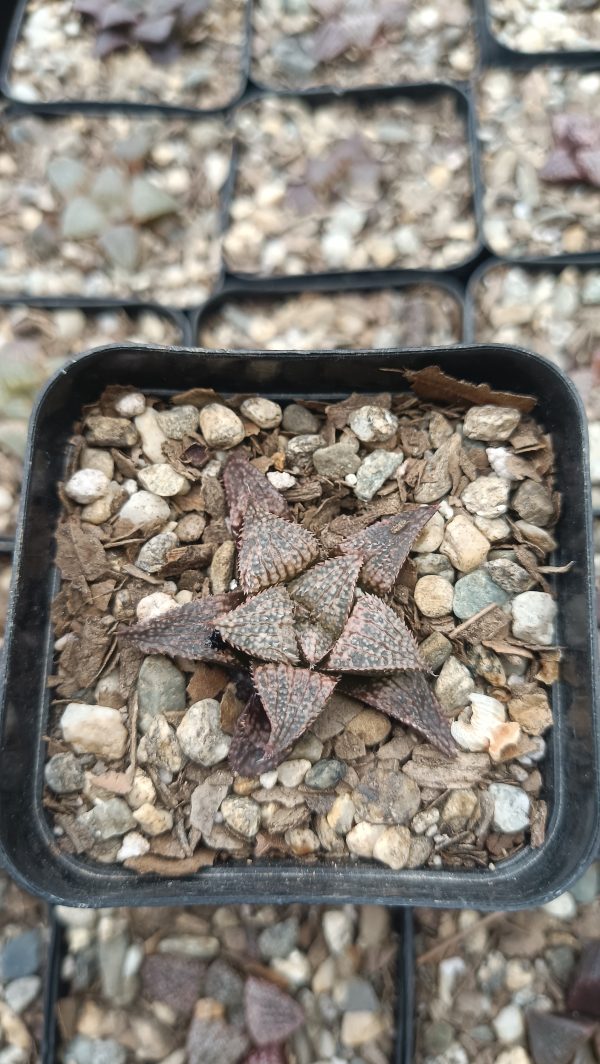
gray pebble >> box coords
[354,450,404,502]
[258,917,299,960]
[0,930,41,981]
[156,405,199,439]
[44,752,85,794]
[489,782,530,833]
[220,796,260,838]
[313,444,360,479]
[177,700,231,767]
[282,404,320,433]
[512,480,554,526]
[78,798,135,841]
[137,656,186,732]
[64,1036,127,1064]
[136,531,178,573]
[4,975,41,1014]
[352,764,420,825]
[305,759,346,789]
[453,568,509,620]
[487,558,533,594]
[511,591,557,646]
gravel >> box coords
[488,0,600,52]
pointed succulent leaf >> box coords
[577,148,600,187]
[539,147,582,184]
[133,14,177,44]
[99,2,140,29]
[325,594,424,673]
[254,663,337,759]
[244,976,304,1047]
[94,28,132,56]
[228,693,285,776]
[121,593,241,662]
[223,453,288,534]
[288,553,361,664]
[238,508,319,595]
[525,1009,595,1064]
[242,1047,286,1064]
[215,587,299,665]
[350,670,456,757]
[340,506,438,593]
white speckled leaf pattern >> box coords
[215,586,299,664]
[238,507,319,594]
[325,594,425,673]
[253,663,338,756]
[340,505,438,592]
[351,670,456,757]
[288,553,362,664]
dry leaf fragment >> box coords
[404,366,536,413]
[326,594,424,673]
[215,587,299,665]
[124,851,215,875]
[350,671,456,757]
[238,508,319,594]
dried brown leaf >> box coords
[404,366,536,413]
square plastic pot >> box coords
[0,343,598,908]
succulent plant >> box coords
[308,0,408,63]
[73,0,210,62]
[123,453,456,774]
[540,112,600,189]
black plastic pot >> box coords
[222,84,486,284]
[0,343,598,908]
[42,905,411,1064]
[475,0,600,68]
[0,0,252,117]
[0,297,191,551]
[192,272,466,349]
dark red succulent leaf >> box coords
[288,553,361,664]
[567,941,600,1018]
[577,148,600,188]
[120,592,242,663]
[553,112,600,150]
[238,507,319,595]
[539,147,583,184]
[187,1015,249,1064]
[228,692,285,776]
[242,1046,286,1064]
[541,113,600,188]
[325,594,424,673]
[526,1009,596,1064]
[244,976,304,1047]
[141,953,205,1016]
[215,587,300,665]
[340,506,439,593]
[349,670,456,758]
[253,663,338,761]
[223,454,288,535]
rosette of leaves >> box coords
[73,0,210,62]
[307,0,408,64]
[123,453,456,775]
[539,113,600,189]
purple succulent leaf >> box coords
[99,2,140,29]
[340,10,383,48]
[310,19,353,61]
[146,39,183,63]
[133,14,177,44]
[94,28,132,57]
[180,0,210,25]
[539,146,583,184]
[244,977,304,1047]
[73,0,105,17]
[576,148,600,187]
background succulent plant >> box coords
[73,0,211,62]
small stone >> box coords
[79,798,135,841]
[512,480,555,527]
[304,759,346,790]
[487,559,533,594]
[372,825,411,870]
[346,822,386,858]
[80,447,115,479]
[354,450,404,502]
[136,592,177,623]
[135,408,167,463]
[341,1011,384,1047]
[412,511,445,552]
[323,910,354,954]
[99,225,140,271]
[64,468,110,505]
[119,490,170,530]
[133,802,173,836]
[286,433,325,459]
[571,863,599,904]
[423,1021,455,1056]
[313,444,361,479]
[130,176,178,222]
[453,569,509,620]
[475,515,511,543]
[205,959,244,1008]
[4,976,41,1014]
[272,949,312,988]
[209,541,235,595]
[462,476,510,519]
[543,892,578,919]
[220,796,260,838]
[137,656,186,731]
[64,1036,127,1064]
[136,531,178,573]
[419,632,453,671]
[267,471,296,490]
[47,157,87,196]
[327,794,356,835]
[240,397,282,429]
[156,405,199,439]
[489,783,530,833]
[415,574,454,618]
[290,731,323,762]
[434,658,475,713]
[285,827,320,855]
[138,463,187,497]
[177,513,207,542]
[258,918,299,961]
[353,764,421,824]
[335,977,380,1013]
[408,836,434,868]
[347,709,391,746]
[60,703,128,761]
[415,553,455,581]
[463,406,521,442]
[511,592,556,646]
[117,832,150,862]
[282,404,320,433]
[114,392,146,417]
[277,759,311,788]
[85,416,137,448]
[441,514,490,573]
[199,404,245,449]
[177,700,231,766]
[348,405,398,443]
[44,752,84,794]
[493,1005,525,1044]
[443,789,478,829]
[0,931,41,981]
[158,935,219,960]
[514,520,557,553]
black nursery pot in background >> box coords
[0,343,598,909]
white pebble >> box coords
[136,592,178,623]
[138,463,187,497]
[267,471,296,491]
[117,831,150,861]
[543,892,577,919]
[64,468,110,505]
[512,592,557,646]
[115,392,146,417]
[489,783,531,833]
[60,703,128,761]
[240,396,282,429]
[119,490,170,530]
